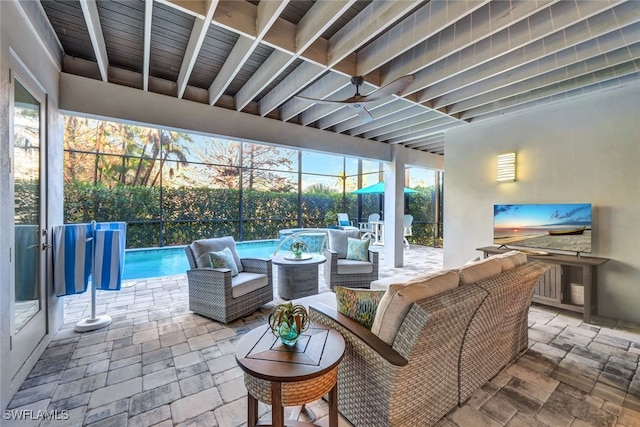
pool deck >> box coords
[13,245,640,426]
[62,244,444,323]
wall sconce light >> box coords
[497,152,516,182]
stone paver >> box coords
[8,246,640,426]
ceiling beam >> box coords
[259,0,423,117]
[234,0,355,111]
[448,28,640,114]
[79,0,109,82]
[278,0,496,128]
[208,0,289,105]
[383,120,464,145]
[142,0,153,91]
[356,0,489,76]
[361,109,444,139]
[461,60,640,120]
[470,72,640,123]
[411,0,627,105]
[177,0,218,99]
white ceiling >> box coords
[41,0,640,155]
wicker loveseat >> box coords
[307,252,550,426]
[185,237,273,323]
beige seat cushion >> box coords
[231,272,268,298]
[190,236,243,272]
[494,250,528,271]
[455,257,502,286]
[371,270,460,345]
[336,259,373,275]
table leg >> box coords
[271,382,285,427]
[247,393,259,427]
[328,383,338,427]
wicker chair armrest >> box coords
[188,266,231,274]
[186,267,233,295]
[368,249,379,263]
[310,304,408,367]
[240,257,272,274]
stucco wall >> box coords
[443,81,640,323]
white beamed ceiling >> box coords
[41,0,640,155]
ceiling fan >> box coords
[295,74,415,123]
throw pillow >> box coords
[209,247,239,276]
[346,237,369,261]
[339,220,351,226]
[190,236,244,272]
[335,286,386,330]
[328,229,361,259]
[454,257,502,286]
[371,270,460,345]
[494,250,528,271]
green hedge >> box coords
[62,182,439,248]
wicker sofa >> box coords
[306,252,550,427]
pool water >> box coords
[123,239,279,280]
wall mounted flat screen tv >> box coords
[494,203,592,254]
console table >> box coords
[477,247,609,323]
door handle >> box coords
[42,243,52,251]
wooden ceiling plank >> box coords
[383,119,463,145]
[362,113,445,140]
[461,60,640,120]
[235,0,352,112]
[328,0,423,66]
[177,0,218,99]
[158,0,207,18]
[319,97,404,130]
[79,0,110,82]
[381,0,560,95]
[347,105,440,136]
[208,0,289,105]
[447,28,640,114]
[408,2,624,102]
[283,0,494,126]
[212,0,257,39]
[143,0,153,91]
[468,72,640,123]
[260,0,423,117]
[356,0,489,76]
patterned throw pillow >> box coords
[208,247,239,276]
[335,286,386,330]
[346,237,369,261]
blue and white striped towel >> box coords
[52,223,93,297]
[93,222,127,291]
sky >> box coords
[494,204,592,228]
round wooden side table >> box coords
[235,324,345,427]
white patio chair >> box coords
[403,214,413,249]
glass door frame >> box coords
[8,58,49,376]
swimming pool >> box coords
[123,239,279,280]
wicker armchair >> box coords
[184,238,273,323]
[323,229,379,289]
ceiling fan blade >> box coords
[351,103,374,123]
[294,96,347,105]
[360,75,415,102]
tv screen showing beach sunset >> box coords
[494,203,592,253]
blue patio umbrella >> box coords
[351,181,418,194]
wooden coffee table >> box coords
[235,324,345,427]
[271,253,326,300]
